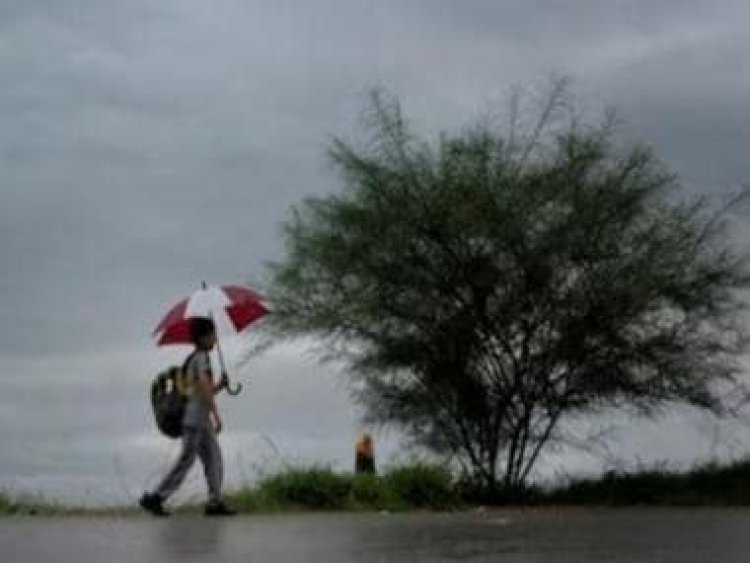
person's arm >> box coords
[212,373,228,395]
[197,372,222,433]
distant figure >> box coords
[355,433,376,474]
[140,317,236,517]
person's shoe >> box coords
[204,501,237,516]
[139,493,170,517]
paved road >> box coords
[3,509,750,562]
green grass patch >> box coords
[0,491,83,516]
[256,466,352,510]
[0,491,14,514]
[225,463,458,513]
[0,489,142,517]
[545,459,750,506]
[349,473,396,509]
[382,463,457,509]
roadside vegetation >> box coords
[228,463,457,513]
[7,459,750,516]
[545,459,750,507]
[0,490,140,517]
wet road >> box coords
[3,509,750,562]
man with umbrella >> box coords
[140,283,268,517]
[140,317,235,516]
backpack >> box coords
[150,353,195,438]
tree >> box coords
[268,85,750,493]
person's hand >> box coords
[219,372,230,390]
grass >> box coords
[0,490,82,516]
[248,467,353,510]
[382,463,456,509]
[0,489,142,517]
[7,459,750,516]
[545,459,750,506]
[228,463,458,513]
[0,490,70,516]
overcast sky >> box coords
[2,0,750,505]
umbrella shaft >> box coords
[215,340,227,373]
[213,331,241,395]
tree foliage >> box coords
[269,85,750,491]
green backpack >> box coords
[150,354,194,438]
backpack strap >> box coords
[176,351,198,395]
[182,350,198,374]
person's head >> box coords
[190,317,216,350]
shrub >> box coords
[349,473,402,510]
[0,491,15,515]
[257,467,352,510]
[383,463,456,509]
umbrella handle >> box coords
[212,326,243,396]
[226,379,242,395]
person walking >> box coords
[140,317,236,516]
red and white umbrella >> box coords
[152,283,269,395]
[153,283,268,346]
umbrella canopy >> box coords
[153,284,268,346]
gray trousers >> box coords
[155,426,224,503]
